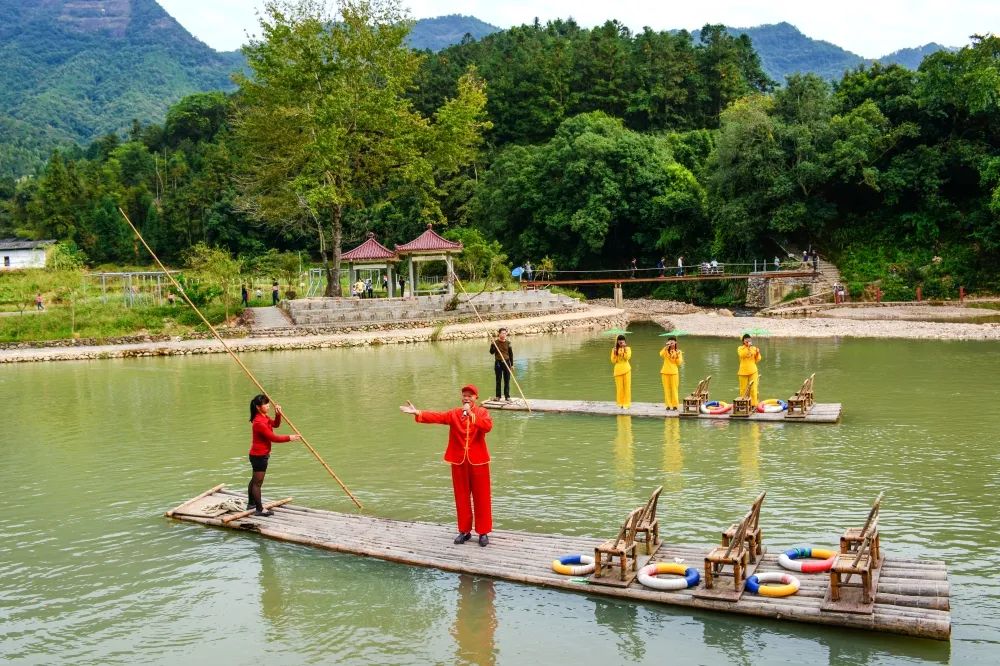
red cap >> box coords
[461,384,479,397]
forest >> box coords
[1,1,997,302]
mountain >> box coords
[407,14,500,51]
[0,0,242,177]
[701,22,952,83]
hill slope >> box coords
[407,14,500,51]
[0,0,242,177]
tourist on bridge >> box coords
[524,260,533,281]
[659,336,684,410]
[737,334,763,407]
[400,385,494,547]
[657,257,665,277]
[247,395,302,517]
[611,334,632,409]
[489,327,514,402]
[630,257,637,278]
[676,255,685,277]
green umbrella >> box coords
[600,328,632,336]
[742,328,771,337]
[659,330,689,337]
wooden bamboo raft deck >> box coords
[482,398,842,423]
[166,487,948,640]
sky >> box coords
[157,0,998,58]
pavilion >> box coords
[395,224,463,296]
[341,233,400,297]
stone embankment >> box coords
[0,305,627,364]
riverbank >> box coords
[0,304,627,363]
[600,298,1000,340]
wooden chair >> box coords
[594,508,643,581]
[829,533,876,604]
[634,486,663,555]
[722,491,766,563]
[840,492,882,567]
[786,373,816,418]
[704,513,750,591]
[731,376,757,418]
[681,376,712,416]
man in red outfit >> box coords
[400,384,494,546]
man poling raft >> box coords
[400,384,494,547]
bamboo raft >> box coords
[166,486,949,640]
[482,398,842,423]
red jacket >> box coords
[249,412,291,456]
[415,406,493,465]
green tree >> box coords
[184,242,242,318]
[233,0,488,296]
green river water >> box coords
[3,324,999,664]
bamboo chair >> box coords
[840,492,882,567]
[594,508,643,581]
[787,373,816,417]
[681,376,712,416]
[830,533,876,603]
[704,513,750,591]
[722,491,766,563]
[634,486,663,555]
[731,376,757,417]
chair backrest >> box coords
[701,376,712,396]
[747,491,766,531]
[851,532,873,568]
[640,486,664,526]
[861,491,883,536]
[620,508,643,550]
[723,512,751,559]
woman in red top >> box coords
[400,384,494,547]
[248,394,300,516]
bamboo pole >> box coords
[117,208,363,509]
[451,274,530,411]
[221,497,294,524]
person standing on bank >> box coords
[737,334,762,407]
[248,394,301,516]
[659,336,684,410]
[241,284,249,307]
[271,281,280,305]
[489,328,514,402]
[611,334,632,409]
[400,385,494,547]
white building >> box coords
[0,239,56,270]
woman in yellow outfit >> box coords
[659,336,684,409]
[610,334,632,409]
[737,333,762,406]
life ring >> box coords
[700,400,732,415]
[637,562,701,591]
[778,547,837,573]
[552,554,595,575]
[746,571,800,597]
[756,399,788,413]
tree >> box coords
[233,0,488,296]
[185,242,243,318]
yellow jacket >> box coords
[611,346,632,376]
[659,348,683,375]
[737,344,762,375]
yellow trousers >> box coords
[739,373,759,406]
[614,373,631,408]
[661,374,679,408]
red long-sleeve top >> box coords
[415,406,493,465]
[249,412,291,456]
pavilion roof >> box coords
[342,234,399,262]
[395,224,463,254]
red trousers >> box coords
[451,460,492,535]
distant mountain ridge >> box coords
[0,4,956,177]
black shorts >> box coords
[249,454,270,472]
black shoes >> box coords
[254,509,274,517]
[454,532,472,544]
[478,534,489,547]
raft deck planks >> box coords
[483,398,842,423]
[167,487,948,640]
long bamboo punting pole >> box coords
[117,208,363,509]
[221,497,294,524]
[451,275,530,411]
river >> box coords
[2,325,997,664]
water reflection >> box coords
[451,575,497,666]
[593,598,644,662]
[738,422,761,488]
[700,613,751,665]
[613,415,634,491]
[661,418,683,492]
